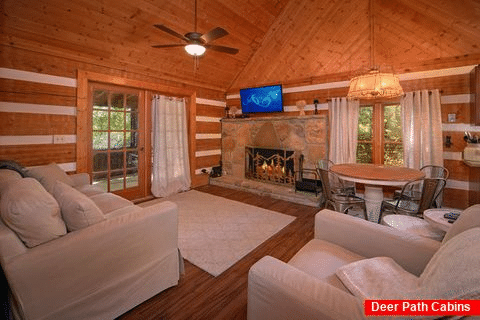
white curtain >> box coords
[328,97,360,164]
[401,89,443,169]
[151,95,191,197]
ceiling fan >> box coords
[152,0,239,56]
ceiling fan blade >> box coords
[201,27,229,43]
[154,24,188,42]
[205,44,239,55]
[152,44,185,48]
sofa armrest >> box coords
[248,256,366,320]
[314,209,441,276]
[70,172,90,187]
[4,201,179,319]
[0,221,27,264]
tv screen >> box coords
[240,84,283,113]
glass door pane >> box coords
[91,88,141,195]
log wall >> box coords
[0,46,224,193]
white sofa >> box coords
[248,205,480,320]
[0,164,181,320]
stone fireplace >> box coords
[221,114,328,184]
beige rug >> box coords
[140,190,295,276]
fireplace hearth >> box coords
[245,146,295,185]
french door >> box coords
[88,83,147,200]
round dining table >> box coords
[330,163,425,222]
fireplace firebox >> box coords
[245,146,295,185]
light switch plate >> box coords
[448,113,456,122]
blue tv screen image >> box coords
[240,84,283,113]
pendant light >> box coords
[347,0,403,100]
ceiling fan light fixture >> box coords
[185,43,206,56]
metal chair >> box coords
[316,159,355,195]
[393,165,449,207]
[317,167,367,219]
[379,177,447,223]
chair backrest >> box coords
[398,177,447,215]
[420,165,449,180]
[317,159,334,170]
[317,167,333,201]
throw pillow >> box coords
[0,178,67,248]
[336,227,480,301]
[336,256,420,299]
[26,163,74,194]
[0,169,23,195]
[52,181,105,232]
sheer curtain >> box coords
[328,97,360,164]
[151,94,191,197]
[401,89,443,169]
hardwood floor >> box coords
[117,185,322,320]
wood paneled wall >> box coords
[0,45,224,195]
[226,65,480,209]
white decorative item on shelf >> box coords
[230,106,238,118]
[296,100,306,116]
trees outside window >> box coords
[356,103,403,166]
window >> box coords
[356,103,403,166]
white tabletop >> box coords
[423,208,463,232]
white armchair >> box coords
[248,207,480,319]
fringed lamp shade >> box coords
[347,69,403,100]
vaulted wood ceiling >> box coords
[2,0,480,92]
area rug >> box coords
[140,190,295,276]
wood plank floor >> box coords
[117,185,322,320]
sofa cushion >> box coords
[442,204,480,243]
[74,184,105,197]
[0,178,67,247]
[89,193,134,214]
[288,239,364,292]
[336,227,480,300]
[53,181,105,232]
[26,163,74,194]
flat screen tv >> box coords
[240,84,283,114]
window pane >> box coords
[92,110,108,130]
[384,105,402,142]
[93,131,108,150]
[110,170,124,191]
[125,112,139,130]
[384,143,404,166]
[357,142,372,163]
[358,106,373,141]
[126,168,139,188]
[110,111,125,130]
[126,94,138,111]
[110,152,124,170]
[93,90,108,109]
[126,151,138,168]
[92,172,108,192]
[110,132,124,149]
[93,152,108,172]
[111,93,124,110]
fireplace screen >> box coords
[245,146,295,185]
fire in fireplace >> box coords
[245,147,295,185]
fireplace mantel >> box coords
[221,114,326,123]
[221,114,328,181]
